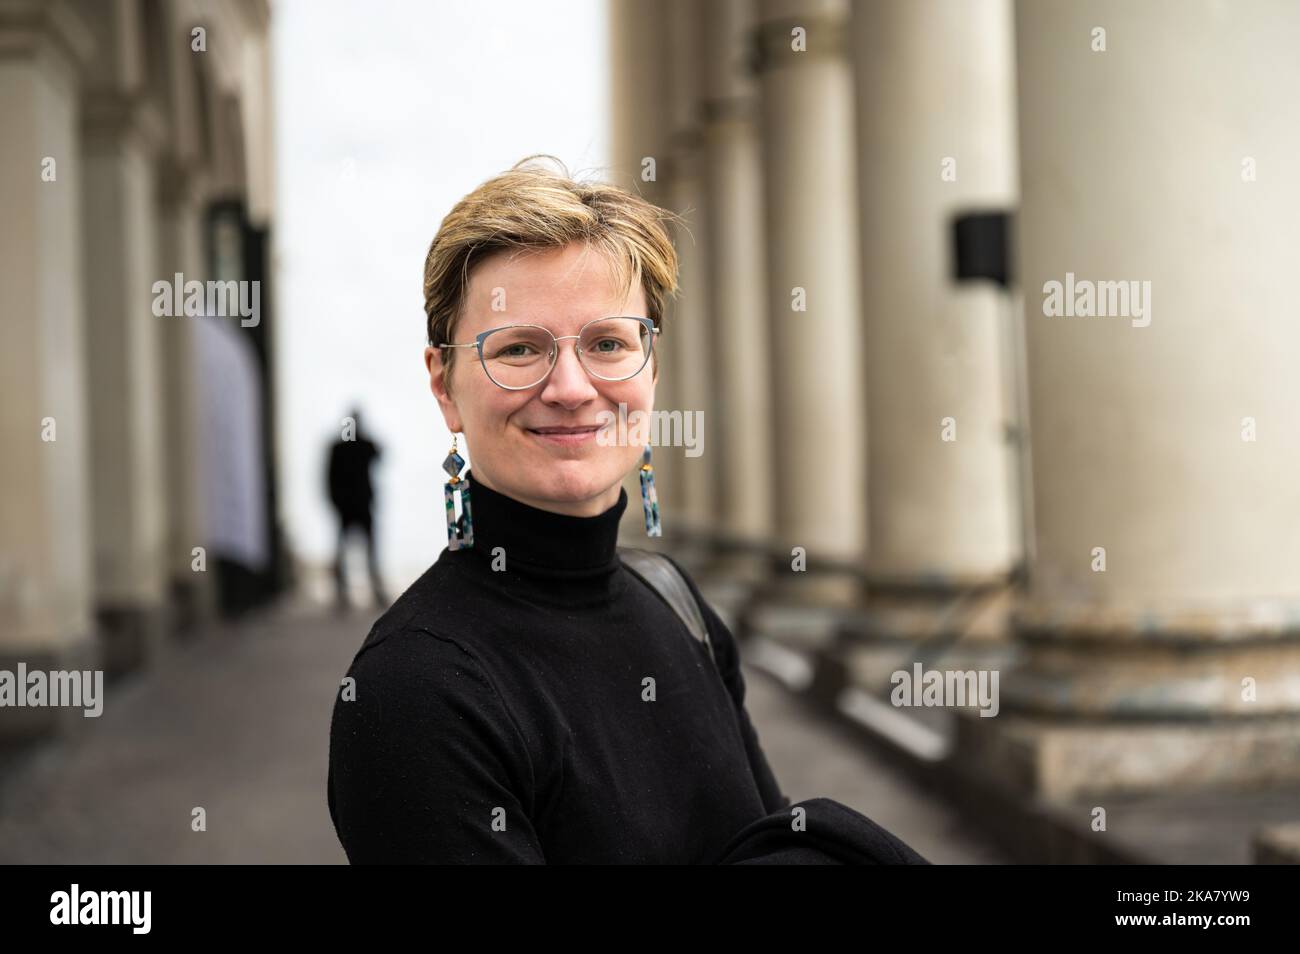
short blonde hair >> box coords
[422,155,681,391]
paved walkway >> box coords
[0,601,1007,864]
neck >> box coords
[452,467,628,583]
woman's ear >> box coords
[425,345,462,432]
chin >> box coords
[532,456,622,504]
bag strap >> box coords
[618,546,717,669]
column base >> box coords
[765,569,863,608]
[740,587,859,647]
[96,602,169,681]
[953,704,1300,800]
[696,550,772,634]
[838,582,1015,645]
[169,575,215,639]
[824,584,1019,718]
[734,582,863,695]
[836,641,1022,701]
[1255,824,1300,864]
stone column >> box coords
[691,0,776,621]
[839,0,1020,667]
[607,0,680,546]
[156,160,214,634]
[78,1,170,676]
[698,0,774,554]
[0,2,100,741]
[959,0,1300,798]
[660,0,719,559]
[750,0,867,617]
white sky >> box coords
[272,0,611,594]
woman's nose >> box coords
[541,340,598,398]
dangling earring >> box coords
[639,444,661,537]
[443,435,474,550]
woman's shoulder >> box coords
[362,550,477,632]
[342,556,485,680]
[334,614,512,756]
[339,624,500,734]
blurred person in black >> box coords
[326,407,389,610]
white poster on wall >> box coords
[195,318,268,570]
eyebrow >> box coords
[482,311,642,329]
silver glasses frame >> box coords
[436,315,660,391]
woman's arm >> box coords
[661,555,792,814]
[709,619,792,813]
[327,627,546,863]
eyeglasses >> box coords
[436,316,659,391]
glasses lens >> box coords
[481,325,554,388]
[579,318,651,380]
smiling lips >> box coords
[527,424,602,445]
[529,425,601,434]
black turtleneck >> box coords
[327,467,789,864]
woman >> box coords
[326,156,926,865]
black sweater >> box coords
[327,468,790,864]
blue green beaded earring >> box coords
[443,435,473,550]
[639,444,661,537]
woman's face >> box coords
[425,241,656,517]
